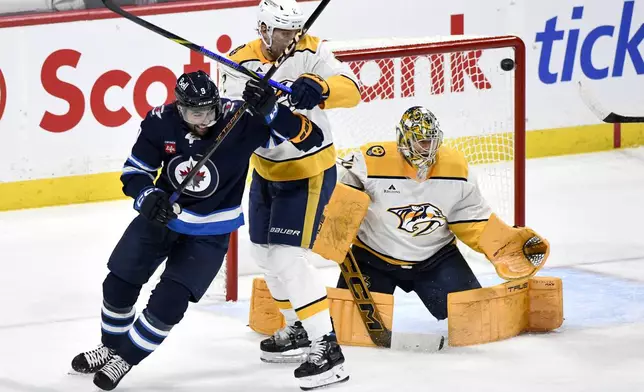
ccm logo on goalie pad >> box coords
[388,203,447,236]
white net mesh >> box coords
[326,36,522,226]
[214,36,525,298]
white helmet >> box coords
[257,0,305,48]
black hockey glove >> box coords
[289,73,329,110]
[135,187,178,226]
[243,78,279,124]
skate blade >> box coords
[261,348,308,364]
[299,364,349,390]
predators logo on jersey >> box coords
[387,203,447,237]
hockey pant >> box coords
[248,167,337,340]
[337,241,481,320]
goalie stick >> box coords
[167,0,331,203]
[340,249,445,352]
[578,81,644,123]
[101,0,292,95]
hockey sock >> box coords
[101,300,136,350]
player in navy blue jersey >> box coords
[69,70,323,391]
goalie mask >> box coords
[257,0,305,57]
[396,106,443,180]
[175,70,222,135]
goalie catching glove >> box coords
[479,214,550,280]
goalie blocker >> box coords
[249,184,562,347]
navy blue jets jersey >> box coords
[120,100,317,236]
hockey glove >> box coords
[135,187,178,226]
[243,78,279,124]
[289,73,329,110]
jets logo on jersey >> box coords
[387,203,446,236]
[167,155,219,198]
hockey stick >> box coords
[101,0,291,94]
[578,81,644,123]
[339,250,392,347]
[168,0,331,203]
[340,249,445,352]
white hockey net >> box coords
[326,36,525,228]
[215,36,526,300]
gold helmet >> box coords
[396,106,443,179]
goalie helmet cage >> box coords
[218,35,526,302]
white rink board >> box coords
[0,0,642,182]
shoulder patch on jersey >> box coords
[228,39,264,63]
[150,105,165,119]
[365,145,385,157]
[360,142,410,178]
[228,43,246,57]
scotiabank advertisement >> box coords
[0,0,642,185]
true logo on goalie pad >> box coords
[388,203,446,236]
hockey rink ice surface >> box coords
[2,147,644,392]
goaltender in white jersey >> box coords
[336,106,550,322]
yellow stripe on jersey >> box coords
[430,147,469,179]
[227,39,270,64]
[352,237,416,266]
[289,113,314,144]
[251,144,336,182]
[361,142,418,178]
[321,75,361,109]
[273,298,294,310]
[228,36,322,64]
[449,220,490,254]
[361,142,469,180]
[301,172,324,248]
[295,296,329,321]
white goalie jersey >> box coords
[339,142,493,265]
[220,35,360,182]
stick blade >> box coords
[390,332,445,353]
[604,112,644,123]
[578,81,644,123]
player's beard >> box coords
[188,123,210,137]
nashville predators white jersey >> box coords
[220,35,360,182]
[338,142,492,266]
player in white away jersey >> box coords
[336,106,549,322]
[220,0,360,389]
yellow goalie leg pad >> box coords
[249,279,395,347]
[479,213,551,280]
[312,183,370,264]
[248,277,286,336]
[327,287,394,347]
[447,276,563,347]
